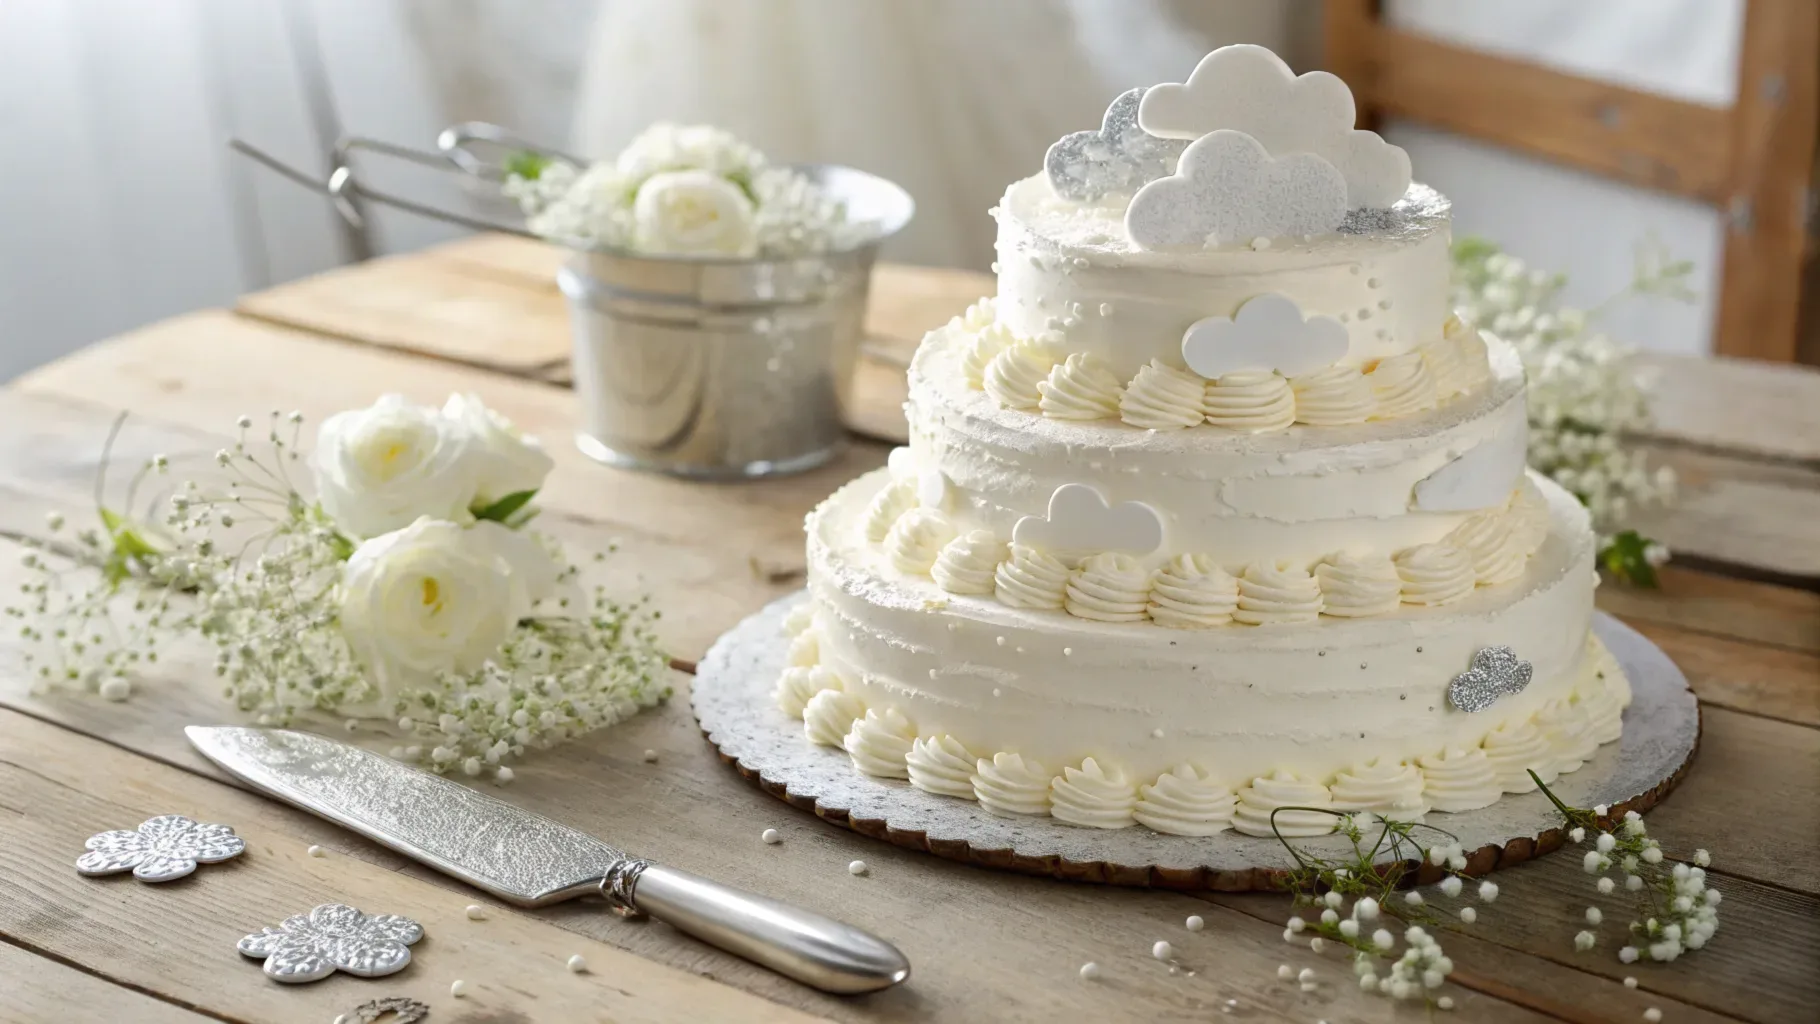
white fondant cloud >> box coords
[1181,293,1349,379]
[1126,131,1347,249]
[1045,87,1190,202]
[1013,484,1163,557]
[1138,44,1412,208]
[1413,425,1530,511]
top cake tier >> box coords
[993,175,1454,379]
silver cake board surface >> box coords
[692,595,1700,891]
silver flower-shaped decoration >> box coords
[1448,646,1534,713]
[239,903,424,984]
[77,814,246,883]
[1045,87,1190,202]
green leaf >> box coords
[472,489,538,525]
[505,151,551,181]
[1600,529,1662,588]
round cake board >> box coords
[692,596,1701,891]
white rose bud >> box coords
[442,393,554,508]
[632,170,757,257]
[339,518,560,708]
[314,395,476,539]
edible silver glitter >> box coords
[1045,87,1189,202]
[1448,646,1534,713]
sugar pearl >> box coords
[1185,915,1204,932]
[1624,977,1638,989]
[1152,940,1174,960]
[1079,961,1101,980]
[642,749,658,763]
[848,860,869,876]
[567,954,588,973]
[1297,967,1315,982]
[450,979,469,998]
[762,828,782,845]
[306,845,326,858]
[1277,964,1294,980]
[465,904,486,920]
[1438,996,1456,1010]
[1644,1010,1662,1023]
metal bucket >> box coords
[562,165,913,479]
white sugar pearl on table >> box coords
[1078,961,1100,980]
[567,954,588,973]
[1185,915,1204,932]
[465,904,486,921]
[642,749,658,762]
[762,828,781,845]
[1644,1010,1662,1023]
[450,979,468,998]
[1151,940,1174,960]
[306,845,326,858]
[848,860,868,876]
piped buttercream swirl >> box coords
[958,296,997,331]
[1574,673,1626,745]
[1366,351,1438,419]
[961,323,1013,390]
[1049,757,1139,829]
[1134,764,1236,836]
[1315,552,1402,618]
[1204,372,1296,432]
[1443,504,1529,585]
[803,688,865,749]
[1065,552,1153,623]
[1419,333,1471,399]
[932,530,1008,595]
[1508,479,1551,553]
[1147,554,1239,628]
[781,602,814,638]
[1038,352,1124,420]
[1233,561,1323,625]
[972,752,1052,817]
[905,734,979,798]
[1289,365,1376,425]
[984,335,1064,410]
[995,544,1071,610]
[1329,760,1431,819]
[1481,719,1557,792]
[1233,772,1337,838]
[845,707,917,779]
[775,664,840,719]
[785,628,820,667]
[884,507,957,576]
[1417,747,1503,813]
[1119,359,1206,430]
[1447,316,1493,391]
[862,478,917,543]
[1394,544,1476,607]
[1589,635,1632,707]
[1536,698,1599,774]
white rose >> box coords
[339,518,559,708]
[442,393,554,509]
[632,170,757,257]
[313,395,476,539]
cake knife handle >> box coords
[605,862,911,994]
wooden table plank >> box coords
[1595,566,1820,655]
[0,710,825,1024]
[0,941,218,1024]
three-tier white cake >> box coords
[774,45,1628,838]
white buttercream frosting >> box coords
[1420,333,1472,399]
[961,323,1013,389]
[1234,560,1323,624]
[973,752,1052,817]
[959,296,997,331]
[1066,552,1153,623]
[1417,746,1503,813]
[932,530,1008,595]
[1536,697,1599,774]
[1394,544,1476,606]
[1589,633,1632,707]
[1049,757,1139,829]
[1329,759,1431,819]
[884,507,958,576]
[984,335,1064,410]
[1315,552,1402,618]
[803,688,865,749]
[1444,501,1530,585]
[861,478,917,544]
[781,602,815,638]
[1289,364,1376,425]
[1509,479,1551,553]
[1133,764,1237,836]
[1120,359,1207,430]
[1233,772,1336,838]
[1481,719,1557,793]
[995,543,1071,610]
[774,666,819,718]
[1038,352,1124,420]
[785,628,820,668]
[1204,372,1295,432]
[1447,316,1493,391]
[1575,671,1626,745]
[1148,554,1239,628]
[905,734,979,798]
[845,707,917,779]
[1366,351,1437,419]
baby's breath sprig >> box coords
[1532,772,1721,963]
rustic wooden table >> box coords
[2,235,1817,1024]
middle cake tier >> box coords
[898,316,1534,574]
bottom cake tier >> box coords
[775,469,1629,836]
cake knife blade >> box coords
[185,725,910,994]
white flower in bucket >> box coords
[631,169,759,257]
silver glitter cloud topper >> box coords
[1448,646,1534,713]
[1045,87,1189,202]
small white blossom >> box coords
[1353,897,1379,921]
[1693,849,1711,867]
[1574,931,1596,951]
[1459,907,1477,925]
[1440,876,1462,898]
[1478,881,1499,903]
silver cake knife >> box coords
[186,726,910,994]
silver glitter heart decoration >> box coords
[1448,646,1534,713]
[239,903,423,984]
[76,814,246,883]
[1045,87,1190,202]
